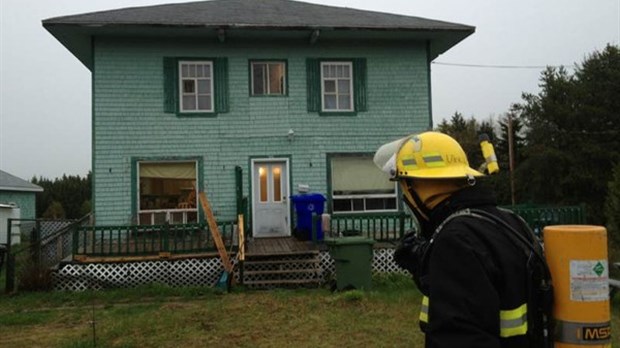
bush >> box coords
[18,261,53,292]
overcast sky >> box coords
[1,0,619,180]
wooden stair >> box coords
[240,251,322,288]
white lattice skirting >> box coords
[53,248,407,291]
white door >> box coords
[252,159,290,237]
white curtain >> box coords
[332,156,394,192]
[139,162,196,179]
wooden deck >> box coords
[246,237,319,256]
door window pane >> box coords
[259,166,268,202]
[273,166,281,202]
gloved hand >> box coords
[393,231,428,276]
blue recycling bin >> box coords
[291,193,326,241]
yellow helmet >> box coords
[374,131,483,180]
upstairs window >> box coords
[321,62,353,111]
[251,61,286,96]
[179,61,213,112]
[163,57,228,116]
[306,58,367,115]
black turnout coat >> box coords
[397,185,546,348]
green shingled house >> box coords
[43,0,474,236]
[0,170,43,220]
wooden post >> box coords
[237,214,245,285]
[237,215,245,262]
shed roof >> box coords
[43,0,474,69]
[0,170,43,193]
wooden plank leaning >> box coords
[198,192,234,274]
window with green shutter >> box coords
[163,57,229,116]
[306,58,367,115]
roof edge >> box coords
[0,186,44,193]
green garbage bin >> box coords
[325,236,375,290]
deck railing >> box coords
[502,204,586,236]
[70,205,585,257]
[72,220,237,257]
[311,205,586,243]
[313,212,416,243]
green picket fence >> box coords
[72,221,237,257]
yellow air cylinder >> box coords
[543,225,611,347]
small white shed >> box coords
[0,203,21,245]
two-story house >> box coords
[43,0,474,238]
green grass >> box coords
[0,274,618,347]
[0,275,423,348]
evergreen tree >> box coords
[605,163,620,245]
[515,45,620,223]
[31,172,91,219]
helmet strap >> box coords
[410,188,431,220]
[402,187,435,238]
[401,180,431,221]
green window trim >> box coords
[306,57,367,115]
[163,57,229,116]
[131,156,205,224]
[326,152,400,214]
[248,59,289,97]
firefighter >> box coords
[374,131,552,348]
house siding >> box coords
[92,37,430,226]
[0,191,37,220]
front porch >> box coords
[69,211,414,262]
[5,204,586,292]
[43,213,412,290]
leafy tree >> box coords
[80,200,92,218]
[42,201,66,219]
[514,45,620,223]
